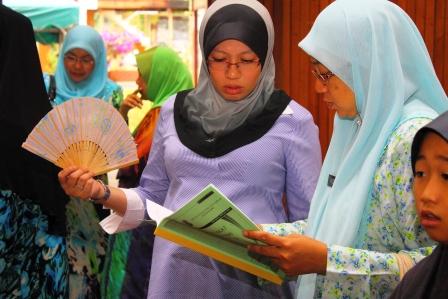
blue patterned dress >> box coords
[0,190,68,298]
[262,118,436,298]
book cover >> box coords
[146,184,285,285]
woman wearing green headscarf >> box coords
[104,45,193,298]
[118,45,193,187]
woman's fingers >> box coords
[58,166,78,183]
[58,167,95,199]
[123,95,143,108]
[244,230,328,276]
[248,243,280,259]
[76,170,95,190]
[65,168,88,187]
[244,230,287,260]
[244,230,284,247]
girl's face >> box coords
[312,59,357,119]
[414,131,448,243]
[63,48,95,83]
[207,39,262,101]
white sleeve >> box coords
[99,188,145,234]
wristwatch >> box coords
[89,179,111,203]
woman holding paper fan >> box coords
[104,45,193,299]
[243,0,448,298]
[43,25,124,298]
[58,0,322,298]
[0,5,69,297]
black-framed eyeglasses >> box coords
[311,69,335,84]
[207,58,260,72]
[64,54,94,67]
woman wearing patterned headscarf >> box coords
[43,25,124,298]
[245,0,448,298]
[56,0,322,297]
[104,45,193,299]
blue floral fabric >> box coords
[65,196,107,299]
[0,189,68,298]
[262,118,436,298]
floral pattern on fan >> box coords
[22,97,138,175]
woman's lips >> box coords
[69,72,85,79]
[224,85,242,95]
[420,210,441,228]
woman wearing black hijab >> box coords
[390,111,448,298]
[57,0,321,298]
[0,5,69,298]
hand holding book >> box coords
[244,230,328,277]
[146,184,285,284]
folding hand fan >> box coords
[22,97,139,176]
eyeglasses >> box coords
[207,58,260,72]
[64,54,94,67]
[311,68,335,84]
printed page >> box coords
[158,184,260,245]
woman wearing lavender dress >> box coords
[57,0,322,298]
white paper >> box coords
[145,199,173,225]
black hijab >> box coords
[390,111,448,299]
[0,5,68,235]
[390,244,448,298]
[174,0,290,158]
[411,110,448,173]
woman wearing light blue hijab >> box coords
[43,25,123,298]
[44,25,123,108]
[245,0,448,297]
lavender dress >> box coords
[101,96,322,298]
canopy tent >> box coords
[4,0,79,44]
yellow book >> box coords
[146,184,285,285]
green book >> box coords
[146,184,285,285]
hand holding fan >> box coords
[22,97,139,175]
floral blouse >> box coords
[262,118,436,298]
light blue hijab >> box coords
[54,25,109,105]
[297,0,448,297]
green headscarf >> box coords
[136,45,193,109]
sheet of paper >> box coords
[146,199,173,225]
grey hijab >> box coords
[183,0,275,137]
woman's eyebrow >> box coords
[210,49,255,56]
[415,155,424,162]
[66,51,92,58]
[436,155,448,162]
